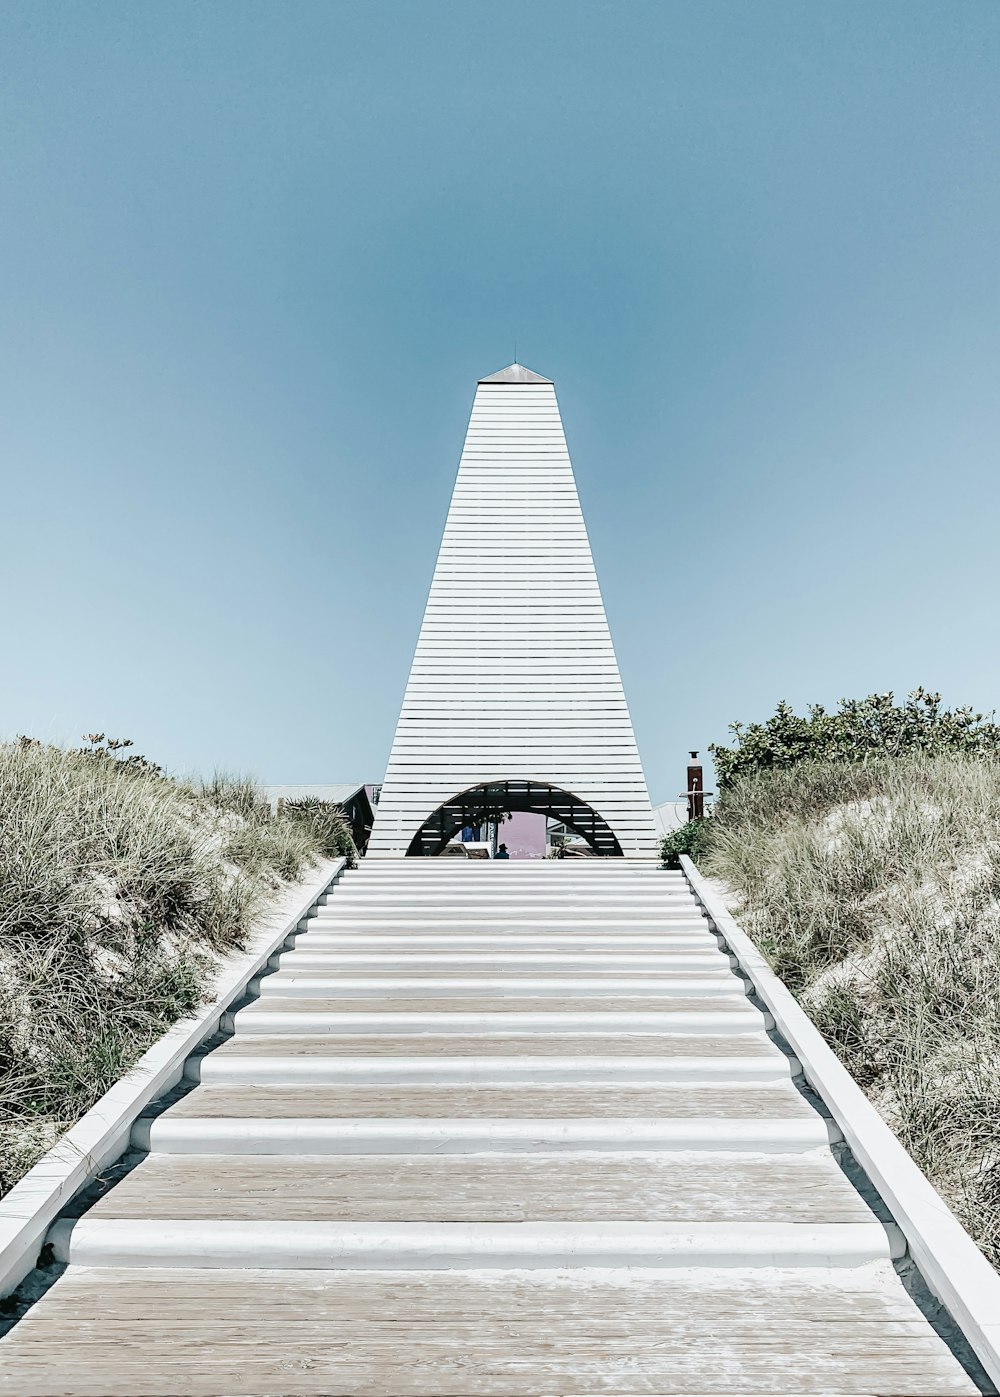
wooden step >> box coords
[201,1029,791,1060]
[162,1081,815,1120]
[0,1267,977,1396]
[90,1152,873,1223]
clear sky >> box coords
[2,2,999,803]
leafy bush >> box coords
[0,739,337,1195]
[710,688,1000,790]
[659,817,711,868]
[701,753,1000,1265]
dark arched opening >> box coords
[406,779,623,857]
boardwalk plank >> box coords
[0,1268,977,1396]
[91,1153,874,1223]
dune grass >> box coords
[695,754,1000,1265]
[0,739,355,1194]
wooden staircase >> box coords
[0,862,980,1395]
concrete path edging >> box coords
[681,853,1000,1388]
[0,856,345,1298]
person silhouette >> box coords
[495,843,510,860]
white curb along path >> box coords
[0,859,984,1396]
[682,853,1000,1389]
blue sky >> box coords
[2,2,998,803]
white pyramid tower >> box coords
[368,364,657,858]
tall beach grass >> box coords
[0,739,355,1193]
[698,754,1000,1264]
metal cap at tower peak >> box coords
[478,362,553,385]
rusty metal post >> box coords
[687,751,704,821]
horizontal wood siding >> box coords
[369,377,657,858]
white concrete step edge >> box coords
[225,1007,772,1035]
[343,864,682,873]
[348,862,685,869]
[319,894,695,905]
[305,916,710,929]
[282,945,728,962]
[317,887,696,899]
[326,878,693,887]
[319,897,699,906]
[324,877,692,888]
[275,951,733,970]
[681,854,1000,1387]
[345,879,689,889]
[341,882,691,892]
[331,873,689,883]
[49,1218,899,1270]
[133,1116,839,1155]
[0,858,347,1299]
[289,933,722,950]
[314,902,700,914]
[189,1053,800,1086]
[250,975,748,999]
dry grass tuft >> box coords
[700,754,1000,1264]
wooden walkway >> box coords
[0,863,981,1395]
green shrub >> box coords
[659,817,711,868]
[710,688,1000,790]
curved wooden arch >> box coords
[405,779,623,857]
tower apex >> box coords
[478,362,553,385]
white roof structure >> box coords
[263,784,367,805]
[653,800,688,838]
[368,364,658,859]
